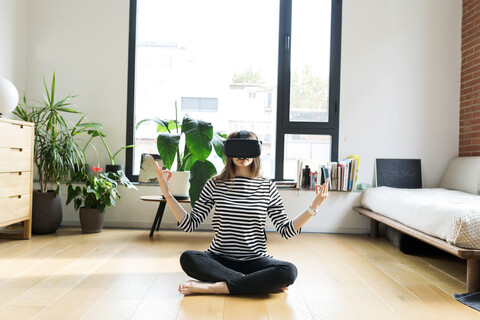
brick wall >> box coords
[461,0,480,156]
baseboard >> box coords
[61,220,369,234]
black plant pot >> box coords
[105,164,124,173]
[32,190,63,234]
[79,207,105,233]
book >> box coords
[296,160,304,189]
[338,163,344,191]
[347,155,360,190]
[328,162,337,190]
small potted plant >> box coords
[66,165,137,233]
[84,129,135,173]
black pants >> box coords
[179,250,298,295]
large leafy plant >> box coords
[13,73,100,193]
[137,106,226,205]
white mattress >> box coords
[360,187,480,249]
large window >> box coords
[126,0,342,181]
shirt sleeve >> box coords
[267,180,301,239]
[178,178,216,232]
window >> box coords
[126,0,342,181]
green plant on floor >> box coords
[67,165,137,213]
[13,73,101,193]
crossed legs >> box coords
[178,250,298,295]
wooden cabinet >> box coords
[0,118,34,239]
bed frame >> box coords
[353,206,480,293]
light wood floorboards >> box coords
[0,228,478,320]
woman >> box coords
[155,131,329,295]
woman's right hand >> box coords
[155,162,173,198]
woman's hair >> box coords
[214,130,261,181]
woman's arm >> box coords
[292,179,329,231]
[155,162,187,223]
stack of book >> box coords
[296,155,360,191]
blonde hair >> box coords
[214,131,261,181]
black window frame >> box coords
[125,0,342,182]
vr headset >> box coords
[224,130,262,158]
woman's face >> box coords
[232,158,254,168]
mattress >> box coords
[360,187,480,249]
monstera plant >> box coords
[137,106,226,206]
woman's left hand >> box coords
[311,178,329,211]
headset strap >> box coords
[239,130,248,139]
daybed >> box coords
[353,156,480,293]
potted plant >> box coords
[137,102,226,206]
[83,128,135,173]
[13,73,101,233]
[66,166,137,233]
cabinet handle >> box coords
[10,148,23,152]
[9,195,21,199]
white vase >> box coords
[168,171,190,198]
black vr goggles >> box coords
[224,130,262,158]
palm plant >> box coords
[13,73,100,193]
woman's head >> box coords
[216,130,261,180]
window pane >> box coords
[289,0,331,122]
[283,134,331,180]
[134,0,279,178]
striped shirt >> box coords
[178,176,300,260]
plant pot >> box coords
[168,171,190,199]
[32,190,63,234]
[79,207,105,233]
[106,164,124,173]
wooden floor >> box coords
[0,228,478,320]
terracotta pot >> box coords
[32,190,63,234]
[79,207,105,233]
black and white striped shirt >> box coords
[179,176,300,260]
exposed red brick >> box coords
[461,1,480,154]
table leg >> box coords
[157,202,167,231]
[150,202,167,237]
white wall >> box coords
[340,0,461,188]
[16,0,462,233]
[0,0,28,94]
[25,0,130,165]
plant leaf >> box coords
[135,118,170,132]
[182,153,198,171]
[212,131,227,163]
[188,160,217,207]
[168,120,181,132]
[157,133,180,170]
[182,116,213,162]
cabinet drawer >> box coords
[0,172,31,199]
[0,148,32,172]
[0,121,33,148]
[0,194,31,225]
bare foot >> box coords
[276,287,289,293]
[178,280,229,295]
